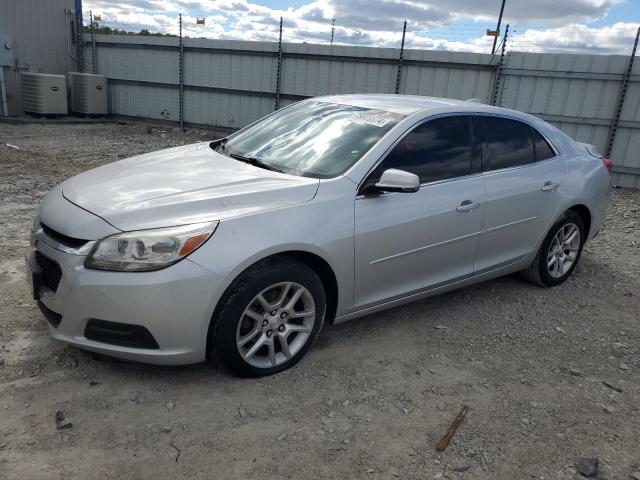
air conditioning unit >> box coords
[68,72,108,115]
[21,72,68,115]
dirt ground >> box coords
[0,120,639,480]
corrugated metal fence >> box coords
[83,34,640,188]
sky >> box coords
[82,0,640,55]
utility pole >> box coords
[491,0,506,55]
[330,17,336,45]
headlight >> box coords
[85,222,218,272]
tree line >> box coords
[83,23,177,37]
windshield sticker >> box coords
[351,111,394,128]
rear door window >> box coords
[482,117,535,171]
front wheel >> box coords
[521,210,586,287]
[209,256,326,377]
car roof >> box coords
[313,93,576,160]
[314,94,480,115]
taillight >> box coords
[601,157,612,174]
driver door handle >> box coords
[541,181,559,192]
[456,200,480,212]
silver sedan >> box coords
[27,94,612,376]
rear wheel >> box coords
[521,210,586,287]
[209,256,326,377]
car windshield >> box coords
[219,101,404,178]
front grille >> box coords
[41,223,89,249]
[35,251,62,292]
[84,319,160,350]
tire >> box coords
[521,210,586,287]
[209,256,326,377]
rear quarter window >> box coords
[532,128,556,161]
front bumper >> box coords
[29,238,221,365]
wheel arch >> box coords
[283,251,339,325]
[521,203,592,287]
[567,204,592,238]
[208,248,340,337]
[528,202,593,270]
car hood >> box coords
[62,142,320,231]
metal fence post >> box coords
[491,24,509,106]
[330,17,336,46]
[178,13,184,132]
[75,0,83,72]
[274,17,283,110]
[606,26,640,159]
[90,10,96,74]
[394,20,407,94]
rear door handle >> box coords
[456,200,480,212]
[541,181,559,192]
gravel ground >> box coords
[0,121,639,480]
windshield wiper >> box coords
[212,139,285,173]
[228,153,286,174]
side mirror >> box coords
[370,169,420,194]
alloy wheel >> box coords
[547,222,581,278]
[235,282,316,368]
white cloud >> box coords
[507,22,640,54]
[83,0,638,54]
